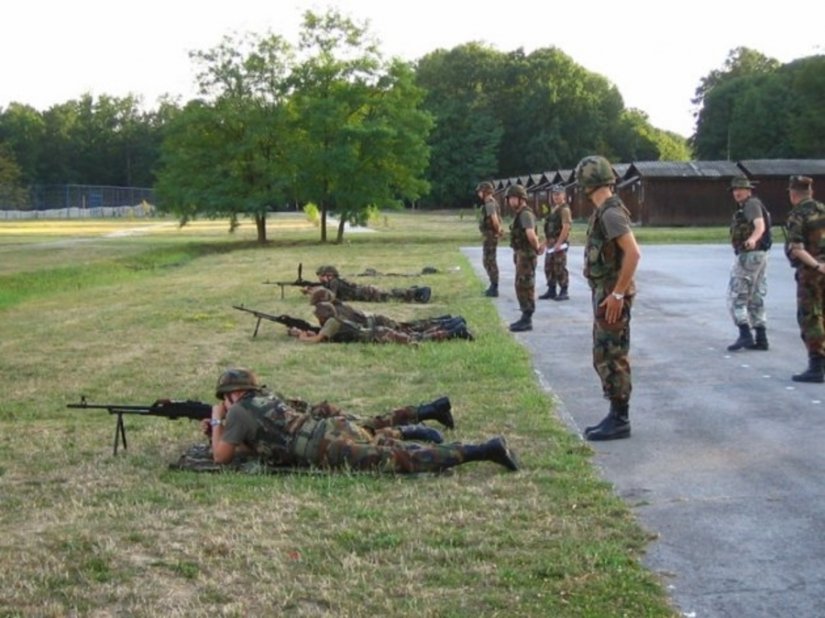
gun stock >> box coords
[67,396,212,455]
[233,305,320,337]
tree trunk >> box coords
[255,213,267,243]
[321,205,328,242]
[336,215,346,243]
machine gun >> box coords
[262,263,317,298]
[233,305,320,338]
[67,397,212,455]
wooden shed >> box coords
[618,161,743,225]
[737,160,825,224]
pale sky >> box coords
[2,0,823,137]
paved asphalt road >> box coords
[462,243,825,618]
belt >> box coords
[290,418,327,460]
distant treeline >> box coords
[0,17,822,215]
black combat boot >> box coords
[727,324,754,351]
[399,424,444,443]
[460,436,519,471]
[749,326,769,350]
[538,284,557,300]
[416,397,454,429]
[485,283,499,297]
[446,322,474,341]
[585,400,631,441]
[509,312,533,332]
[792,355,825,383]
[413,286,432,303]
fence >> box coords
[0,184,157,219]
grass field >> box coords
[0,211,686,617]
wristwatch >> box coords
[611,291,625,301]
[210,418,225,427]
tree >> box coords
[289,9,432,241]
[415,43,504,207]
[692,47,781,118]
[155,32,295,243]
[0,143,29,209]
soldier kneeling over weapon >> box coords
[202,368,519,473]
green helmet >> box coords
[215,368,260,400]
[475,181,494,193]
[315,265,339,277]
[575,156,616,189]
[506,184,528,200]
[309,287,335,305]
[549,184,566,194]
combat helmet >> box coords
[475,181,495,193]
[309,287,335,305]
[506,184,528,200]
[215,368,260,400]
[315,265,340,277]
[575,156,616,189]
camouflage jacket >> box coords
[785,197,825,266]
[584,195,633,291]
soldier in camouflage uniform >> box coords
[507,184,541,332]
[538,184,572,301]
[310,265,432,304]
[476,181,503,297]
[308,288,471,337]
[784,176,825,382]
[576,155,641,441]
[289,302,473,343]
[726,176,772,351]
[206,368,519,473]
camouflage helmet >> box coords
[313,301,337,322]
[575,155,616,189]
[506,184,528,200]
[315,265,339,277]
[309,287,335,305]
[788,175,813,192]
[549,183,566,194]
[475,181,495,193]
[215,367,260,400]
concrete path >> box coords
[462,244,825,618]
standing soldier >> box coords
[476,181,503,297]
[538,184,572,301]
[784,176,825,382]
[507,184,541,332]
[726,176,772,351]
[576,155,641,441]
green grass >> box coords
[0,212,678,617]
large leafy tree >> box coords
[415,43,504,207]
[289,9,432,242]
[155,33,295,243]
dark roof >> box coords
[613,163,631,178]
[628,160,741,178]
[738,159,825,176]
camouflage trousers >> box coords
[513,251,537,314]
[795,268,825,356]
[543,248,569,288]
[591,284,633,402]
[482,233,499,285]
[728,251,768,328]
[350,285,391,302]
[306,417,463,473]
